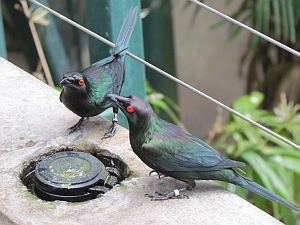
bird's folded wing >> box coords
[141,135,245,172]
[86,56,115,70]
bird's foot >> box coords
[149,170,167,179]
[102,119,117,139]
[68,117,89,134]
[145,188,188,201]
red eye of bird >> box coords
[126,105,135,113]
[78,79,85,86]
[62,75,65,79]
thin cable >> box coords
[127,52,300,150]
[189,0,300,58]
[27,0,300,150]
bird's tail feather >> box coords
[242,177,299,211]
[113,6,138,55]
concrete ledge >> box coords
[0,57,282,224]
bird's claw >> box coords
[145,189,189,201]
[102,120,117,139]
[149,170,167,179]
[68,126,80,134]
[68,117,89,134]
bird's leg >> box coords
[102,107,118,139]
[68,117,89,134]
[145,188,189,201]
[149,170,167,179]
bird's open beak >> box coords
[106,94,130,110]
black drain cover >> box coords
[34,151,110,201]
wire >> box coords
[26,0,300,150]
[189,0,300,58]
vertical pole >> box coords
[86,0,146,127]
[141,0,178,120]
[29,0,72,86]
[0,0,6,58]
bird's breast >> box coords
[60,89,103,117]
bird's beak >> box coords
[60,78,73,86]
[106,94,130,110]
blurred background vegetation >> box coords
[209,1,300,223]
[225,0,300,110]
[214,92,300,224]
[1,0,299,223]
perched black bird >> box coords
[107,94,299,211]
[60,7,138,139]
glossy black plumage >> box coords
[60,7,138,138]
[107,94,299,211]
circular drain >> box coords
[33,151,115,202]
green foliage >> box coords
[223,0,300,110]
[146,80,185,128]
[225,0,300,48]
[55,86,62,92]
[216,92,300,224]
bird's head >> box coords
[60,72,89,92]
[107,94,155,127]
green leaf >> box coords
[146,80,183,127]
[241,151,293,202]
[272,0,281,39]
[55,86,62,92]
[271,156,300,174]
[287,0,296,43]
[259,129,295,150]
[280,0,289,42]
[262,0,270,35]
[232,91,264,113]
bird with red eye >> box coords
[105,94,299,211]
[77,79,85,86]
[59,7,138,139]
[126,105,135,113]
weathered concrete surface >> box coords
[0,57,283,224]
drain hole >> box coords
[20,146,131,202]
